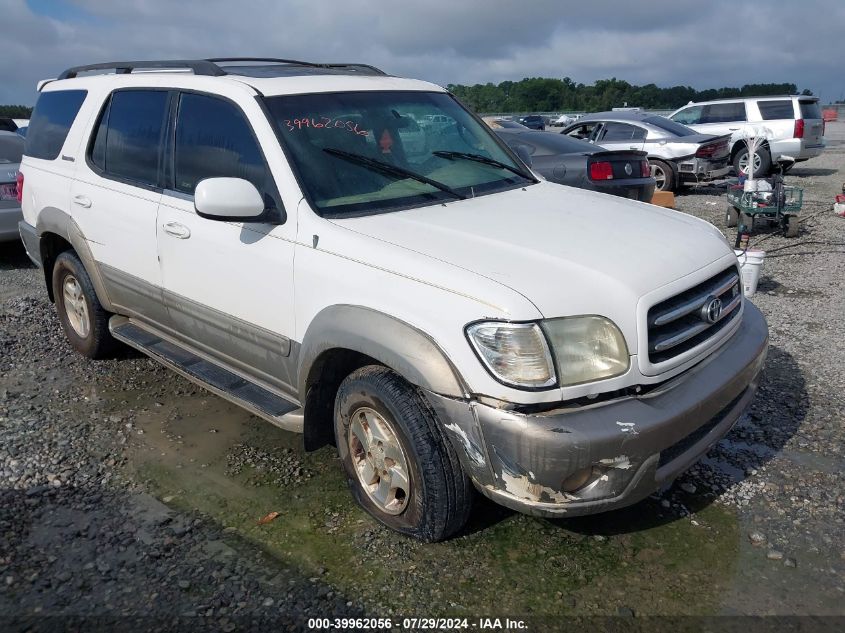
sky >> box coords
[1,0,842,106]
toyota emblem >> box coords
[701,296,723,324]
[624,163,632,176]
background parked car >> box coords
[517,114,545,130]
[561,112,730,192]
[551,114,575,127]
[0,118,18,133]
[482,117,529,130]
[495,128,655,202]
[669,96,825,177]
[0,130,24,242]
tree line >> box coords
[0,105,32,118]
[446,77,812,114]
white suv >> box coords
[669,95,826,177]
[17,58,768,541]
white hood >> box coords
[331,182,734,350]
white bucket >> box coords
[734,249,765,298]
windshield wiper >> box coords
[323,148,466,200]
[432,150,538,182]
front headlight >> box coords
[466,322,556,389]
[542,316,629,386]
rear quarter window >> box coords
[757,100,795,120]
[799,101,822,119]
[24,90,87,160]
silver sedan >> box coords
[561,111,731,192]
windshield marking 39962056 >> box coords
[264,91,534,216]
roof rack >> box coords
[57,57,387,80]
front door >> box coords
[156,91,298,395]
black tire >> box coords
[52,251,119,359]
[733,146,771,179]
[334,365,472,542]
[726,206,739,227]
[784,215,799,238]
[649,159,675,192]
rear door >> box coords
[70,88,169,323]
[755,99,796,141]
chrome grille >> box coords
[647,266,741,365]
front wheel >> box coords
[649,159,675,192]
[334,366,472,541]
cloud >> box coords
[1,0,841,106]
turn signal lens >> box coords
[466,322,556,388]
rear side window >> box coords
[24,90,87,160]
[600,122,646,142]
[702,102,746,123]
[89,90,169,186]
[173,92,269,196]
[799,100,821,119]
[758,100,795,120]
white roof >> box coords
[40,70,445,98]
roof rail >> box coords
[58,60,226,80]
[207,57,387,76]
[57,58,387,81]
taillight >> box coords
[793,119,805,138]
[641,160,651,177]
[696,141,725,158]
[589,161,613,180]
[15,172,23,203]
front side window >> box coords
[24,90,87,160]
[174,93,269,196]
[263,91,532,216]
[758,100,795,120]
[671,106,703,126]
[89,90,168,186]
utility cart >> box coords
[725,159,803,237]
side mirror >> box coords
[194,177,265,221]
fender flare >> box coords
[36,208,115,311]
[297,304,469,401]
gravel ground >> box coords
[0,123,843,627]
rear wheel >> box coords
[726,206,739,227]
[650,159,675,192]
[334,366,472,542]
[734,146,771,179]
[52,251,119,359]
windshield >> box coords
[263,91,532,216]
[644,116,696,137]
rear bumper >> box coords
[678,157,730,182]
[427,302,768,518]
[769,138,825,161]
[590,179,656,202]
[18,220,41,266]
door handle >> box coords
[629,146,639,149]
[162,222,191,239]
[72,195,92,208]
[728,127,739,131]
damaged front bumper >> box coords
[427,302,768,518]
